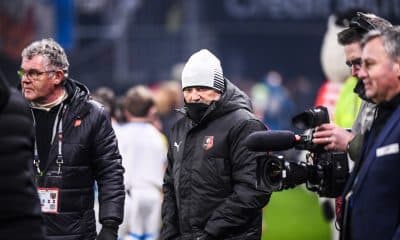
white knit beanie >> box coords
[181,49,225,93]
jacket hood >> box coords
[63,78,92,118]
[199,78,253,123]
[64,78,90,102]
[179,78,253,124]
[217,78,252,112]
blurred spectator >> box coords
[114,95,128,124]
[91,86,117,123]
[117,85,167,240]
[153,80,183,139]
[287,75,317,113]
[0,1,36,86]
[251,70,295,130]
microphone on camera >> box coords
[245,130,300,152]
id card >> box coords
[38,188,59,214]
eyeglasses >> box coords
[17,69,55,80]
[345,58,362,68]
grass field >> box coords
[261,186,332,240]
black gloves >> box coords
[97,219,119,240]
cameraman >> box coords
[311,13,392,240]
[313,13,392,158]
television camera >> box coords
[246,106,349,198]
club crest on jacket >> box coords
[203,136,214,150]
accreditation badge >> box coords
[37,188,59,214]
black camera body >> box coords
[256,106,349,198]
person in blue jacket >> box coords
[340,26,400,240]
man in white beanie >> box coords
[161,49,270,240]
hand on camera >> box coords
[313,123,354,151]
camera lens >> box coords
[265,159,282,186]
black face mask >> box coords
[185,102,210,123]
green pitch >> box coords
[262,186,332,240]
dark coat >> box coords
[0,88,45,239]
[161,79,270,240]
[341,106,400,240]
[34,79,125,240]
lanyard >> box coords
[32,104,67,176]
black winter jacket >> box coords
[0,88,45,239]
[33,79,125,240]
[161,79,270,240]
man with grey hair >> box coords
[340,27,400,240]
[19,38,125,240]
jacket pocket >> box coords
[44,212,82,236]
[209,157,231,191]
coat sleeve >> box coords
[205,119,271,237]
[92,107,125,224]
[160,149,180,240]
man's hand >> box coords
[313,123,355,151]
[97,220,119,240]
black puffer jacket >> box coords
[161,79,270,240]
[34,79,125,240]
[0,88,45,239]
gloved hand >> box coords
[97,219,119,240]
